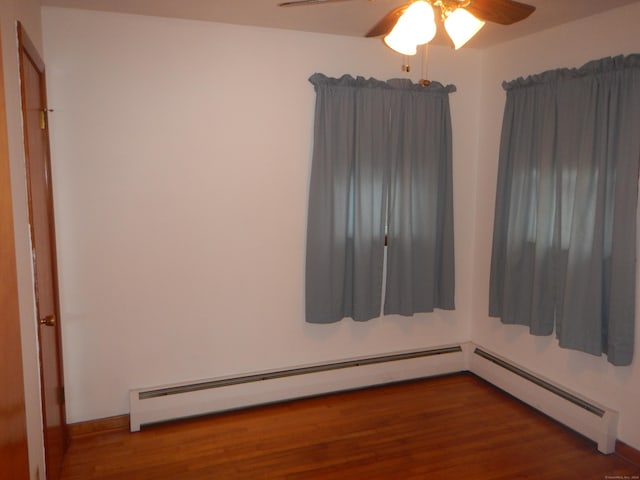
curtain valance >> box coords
[502,54,640,90]
[309,73,456,94]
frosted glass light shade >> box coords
[444,8,485,49]
[384,31,418,56]
[402,1,437,45]
[384,1,436,56]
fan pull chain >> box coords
[402,55,411,73]
[420,44,431,87]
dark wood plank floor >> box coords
[61,373,639,479]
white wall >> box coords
[42,7,481,424]
[473,3,640,450]
[0,0,47,477]
[43,2,640,453]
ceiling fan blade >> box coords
[365,5,409,37]
[465,0,535,25]
[279,0,352,6]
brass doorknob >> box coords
[40,314,56,327]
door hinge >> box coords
[58,386,65,405]
[39,109,47,130]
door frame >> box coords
[0,24,31,480]
[17,21,68,479]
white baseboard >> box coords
[468,344,618,454]
[128,341,618,455]
[129,345,466,432]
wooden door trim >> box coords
[17,23,44,73]
[17,23,62,321]
[17,21,66,399]
[17,21,68,478]
[0,24,31,480]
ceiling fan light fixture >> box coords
[383,0,436,56]
[444,7,485,49]
[384,31,418,56]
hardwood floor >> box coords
[61,373,639,479]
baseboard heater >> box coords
[129,345,466,432]
[469,346,618,454]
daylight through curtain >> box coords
[489,54,640,366]
[306,74,456,324]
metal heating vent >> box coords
[470,346,618,453]
[139,346,462,400]
[473,348,605,416]
[130,344,466,431]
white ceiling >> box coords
[40,0,640,48]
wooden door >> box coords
[0,28,30,480]
[18,23,67,480]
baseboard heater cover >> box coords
[129,345,465,432]
[470,346,618,454]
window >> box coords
[489,54,640,366]
[305,74,456,324]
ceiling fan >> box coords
[278,0,536,51]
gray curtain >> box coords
[306,74,456,324]
[490,54,640,366]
